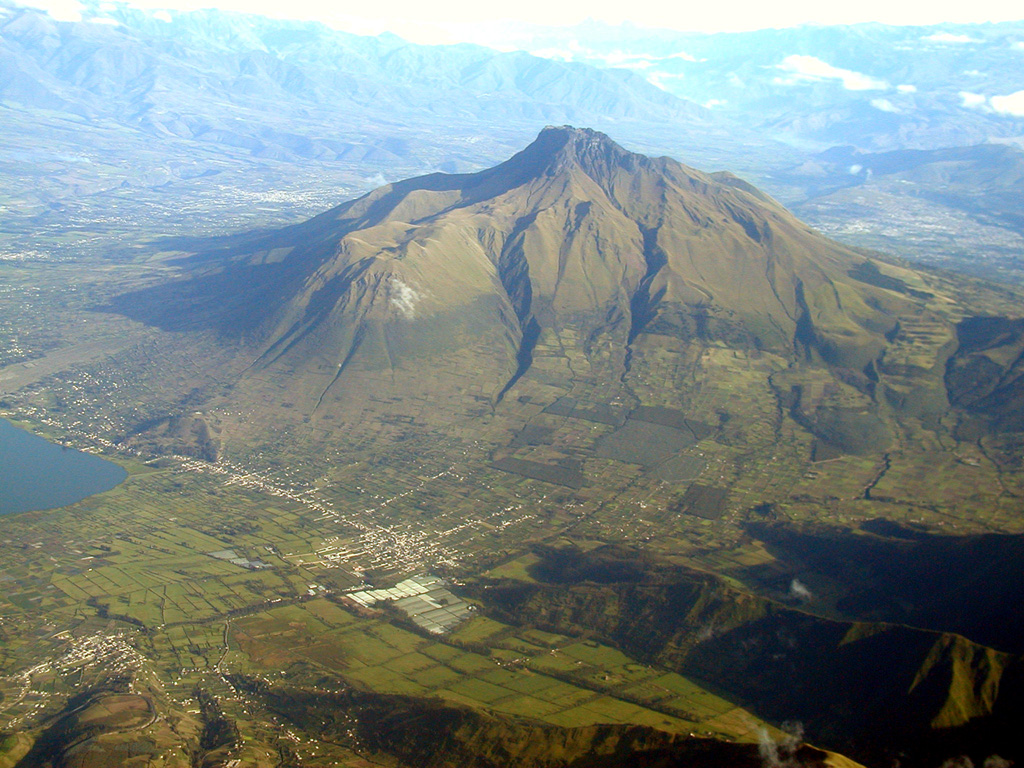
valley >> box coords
[0,125,1023,767]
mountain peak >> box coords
[529,124,633,163]
[490,125,651,192]
[538,124,617,146]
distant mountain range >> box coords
[490,19,1024,152]
[778,142,1024,280]
[0,1,722,169]
[0,0,797,254]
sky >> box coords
[19,0,1024,43]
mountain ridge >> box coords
[107,125,1023,468]
[0,4,713,149]
[475,543,1024,768]
[116,127,870,392]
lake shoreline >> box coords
[0,417,128,516]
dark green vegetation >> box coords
[1,127,1023,767]
[743,521,1024,653]
[247,681,840,768]
[478,544,1024,768]
[14,686,157,768]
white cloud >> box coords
[991,90,1024,116]
[595,51,698,69]
[775,55,888,91]
[956,89,1024,115]
[153,9,172,21]
[924,31,981,43]
[871,98,899,112]
[87,16,121,24]
[1013,41,1024,51]
[896,84,917,93]
[645,71,686,91]
[389,277,421,319]
[663,50,699,62]
[24,0,84,21]
[703,98,726,108]
[960,91,988,108]
[849,164,863,175]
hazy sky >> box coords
[24,0,1024,43]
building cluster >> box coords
[346,575,473,634]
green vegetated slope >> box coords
[743,521,1024,654]
[6,685,235,768]
[244,681,844,768]
[475,544,1024,768]
[946,315,1024,432]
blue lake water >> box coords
[0,418,127,516]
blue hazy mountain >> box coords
[0,1,723,167]
[496,20,1024,152]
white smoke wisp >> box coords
[389,277,422,319]
[789,578,813,602]
[695,622,717,643]
[758,727,780,767]
[782,722,805,750]
[758,722,805,768]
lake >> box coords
[0,418,127,516]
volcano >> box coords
[116,126,1022,459]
